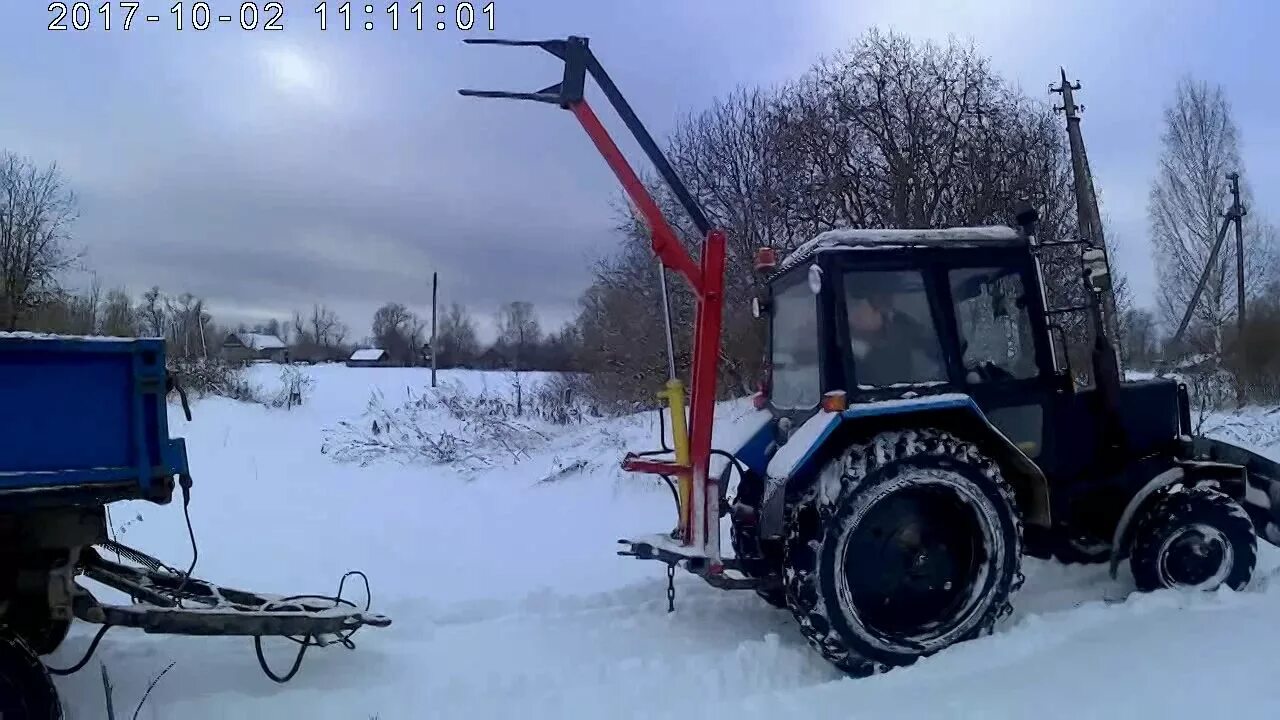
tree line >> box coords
[4,27,1279,409]
[564,29,1110,409]
[0,156,579,371]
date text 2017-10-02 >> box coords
[47,2,494,32]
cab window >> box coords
[769,278,820,409]
[844,270,946,387]
[949,267,1039,382]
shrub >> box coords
[320,380,555,470]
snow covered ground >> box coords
[47,365,1280,719]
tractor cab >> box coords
[759,225,1060,460]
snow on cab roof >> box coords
[776,225,1025,274]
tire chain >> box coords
[782,428,1025,675]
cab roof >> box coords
[774,225,1027,275]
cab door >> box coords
[940,262,1056,462]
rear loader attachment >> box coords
[460,37,732,590]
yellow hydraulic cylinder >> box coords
[659,378,692,538]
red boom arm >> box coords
[460,36,728,564]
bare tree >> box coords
[496,301,542,369]
[0,151,81,330]
[137,286,166,338]
[309,303,343,347]
[574,28,1089,405]
[291,310,309,343]
[1120,307,1161,370]
[436,302,480,367]
[1149,75,1276,357]
[372,302,423,365]
[100,288,137,337]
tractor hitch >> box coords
[616,536,757,591]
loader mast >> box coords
[460,37,727,561]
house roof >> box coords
[776,226,1026,274]
[349,348,388,361]
[234,333,287,351]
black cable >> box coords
[45,624,113,676]
[254,636,310,684]
[710,449,748,479]
[656,405,673,453]
[170,477,198,607]
[253,570,372,684]
[634,405,675,458]
[658,474,679,508]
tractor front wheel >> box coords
[0,630,62,719]
[783,429,1023,676]
[1129,485,1256,592]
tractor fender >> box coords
[757,393,1051,540]
[1106,458,1252,579]
[1106,467,1186,579]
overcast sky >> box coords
[1,1,1276,341]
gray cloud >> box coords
[3,0,1279,341]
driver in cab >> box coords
[847,287,944,387]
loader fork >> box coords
[460,37,728,568]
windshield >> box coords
[949,267,1039,381]
[844,270,946,387]
[770,279,820,409]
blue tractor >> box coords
[0,334,389,717]
[462,36,1280,678]
[716,209,1280,675]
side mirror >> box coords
[807,264,823,294]
[1082,246,1111,292]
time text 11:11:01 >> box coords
[315,2,495,31]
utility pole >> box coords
[1231,171,1247,336]
[1167,171,1247,355]
[431,271,438,388]
[1051,69,1122,370]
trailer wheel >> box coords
[0,630,62,719]
[1129,485,1256,592]
[783,428,1023,676]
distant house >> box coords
[347,348,392,368]
[222,333,288,364]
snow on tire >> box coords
[1129,485,1256,593]
[783,428,1023,676]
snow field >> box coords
[46,364,1280,719]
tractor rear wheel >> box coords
[1129,485,1256,592]
[783,428,1023,676]
[7,596,72,656]
[0,630,62,719]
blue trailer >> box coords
[0,333,390,717]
